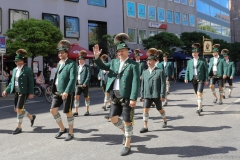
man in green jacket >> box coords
[185,43,208,116]
[2,49,35,134]
[159,52,174,106]
[208,44,226,105]
[140,49,167,133]
[50,40,77,141]
[93,33,139,156]
[221,49,235,98]
[73,50,91,116]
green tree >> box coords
[142,32,184,56]
[230,42,240,62]
[5,18,63,67]
[212,39,231,53]
[180,32,211,54]
[102,34,116,59]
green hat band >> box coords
[57,47,68,53]
[14,54,25,62]
[78,55,85,59]
[192,48,199,52]
[212,48,219,53]
[147,55,157,60]
[223,53,229,57]
[116,41,129,52]
[135,53,140,57]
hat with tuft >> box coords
[134,49,141,57]
[146,48,158,60]
[78,50,87,60]
[57,40,71,52]
[114,33,130,52]
[221,49,229,55]
[163,52,169,57]
[14,49,27,62]
[211,44,220,53]
[192,43,201,52]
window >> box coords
[0,8,2,33]
[126,1,136,17]
[157,8,165,22]
[138,30,146,44]
[64,16,80,38]
[189,14,195,27]
[212,0,229,9]
[42,13,60,28]
[149,31,157,37]
[9,9,29,29]
[128,28,137,43]
[182,13,188,26]
[88,0,106,7]
[174,12,181,25]
[174,0,180,3]
[220,11,230,22]
[189,0,194,6]
[166,10,173,23]
[65,0,79,2]
[222,26,230,37]
[138,4,146,19]
[148,6,156,21]
[182,0,188,5]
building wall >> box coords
[123,0,197,50]
[230,0,240,42]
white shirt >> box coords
[50,68,57,80]
[213,57,218,71]
[113,58,128,90]
[55,58,68,88]
[148,66,156,74]
[78,64,85,81]
[155,61,159,67]
[136,60,140,63]
[164,61,167,67]
[226,60,229,64]
[15,65,24,87]
[193,58,198,75]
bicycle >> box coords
[44,85,52,103]
[34,85,42,97]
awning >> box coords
[68,43,94,59]
[129,49,148,60]
[172,52,192,60]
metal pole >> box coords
[1,52,3,81]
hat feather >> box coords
[213,44,220,48]
[114,33,129,44]
[16,49,27,56]
[221,49,229,54]
[192,43,201,48]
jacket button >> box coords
[22,87,23,88]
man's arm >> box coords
[84,66,91,85]
[94,57,110,71]
[141,72,144,98]
[27,68,34,94]
[171,62,174,77]
[185,61,190,81]
[204,60,209,82]
[65,62,77,93]
[231,62,235,77]
[130,63,140,100]
[160,71,166,98]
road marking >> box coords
[0,101,42,109]
[221,98,240,111]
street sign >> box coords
[0,36,6,49]
[0,48,6,53]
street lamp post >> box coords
[233,18,238,42]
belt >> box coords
[54,92,63,96]
[193,75,198,80]
[76,84,83,88]
[113,90,122,99]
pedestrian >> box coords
[159,52,174,106]
[184,43,208,116]
[73,50,91,116]
[36,71,47,89]
[2,49,36,134]
[93,33,139,156]
[98,54,112,111]
[140,49,167,133]
[208,44,226,105]
[134,49,145,102]
[221,49,235,98]
[50,40,77,141]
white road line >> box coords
[0,101,42,109]
[221,98,240,111]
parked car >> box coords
[178,68,186,81]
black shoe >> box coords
[163,102,168,106]
[167,92,170,95]
[30,115,36,127]
[73,112,78,117]
[218,101,223,105]
[12,128,22,135]
[102,106,107,111]
[65,134,74,141]
[151,103,155,108]
[200,108,203,112]
[162,121,167,128]
[196,110,201,116]
[84,111,89,116]
[140,127,148,133]
[213,98,218,103]
[104,115,109,119]
[223,95,225,99]
[55,128,67,138]
[120,147,131,156]
[122,135,126,145]
[107,105,111,108]
[228,95,231,98]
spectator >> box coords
[0,68,10,84]
[36,71,47,89]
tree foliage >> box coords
[212,39,231,52]
[142,32,184,55]
[5,18,63,60]
[102,34,116,59]
[230,42,240,62]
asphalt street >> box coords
[0,77,240,160]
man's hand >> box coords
[223,75,227,79]
[230,76,234,79]
[171,76,174,79]
[204,81,209,86]
[185,80,188,83]
[28,94,34,99]
[140,77,142,80]
[2,91,7,97]
[93,44,102,59]
[82,84,87,87]
[161,98,165,101]
[62,92,68,100]
[129,100,136,108]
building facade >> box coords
[0,0,123,72]
[196,0,231,42]
[123,0,197,50]
[230,0,240,43]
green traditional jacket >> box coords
[77,64,91,85]
[160,61,174,77]
[137,61,145,77]
[185,57,208,81]
[223,60,235,77]
[141,67,166,99]
[157,61,164,70]
[52,59,77,94]
[94,57,139,100]
[5,66,34,94]
[208,56,226,77]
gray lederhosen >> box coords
[210,63,223,87]
[192,65,204,94]
[75,80,89,97]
